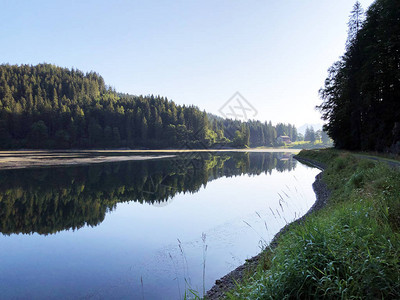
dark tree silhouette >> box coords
[318,0,400,152]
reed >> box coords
[228,149,400,299]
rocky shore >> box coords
[205,156,331,299]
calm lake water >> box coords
[0,152,319,299]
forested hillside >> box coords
[319,0,400,152]
[0,64,296,149]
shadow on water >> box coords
[0,152,296,235]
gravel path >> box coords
[354,154,400,169]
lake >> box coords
[0,151,320,299]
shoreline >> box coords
[0,148,300,155]
[0,153,176,171]
[0,149,299,170]
[205,156,331,299]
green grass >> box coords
[227,149,400,299]
[254,141,332,150]
[282,141,333,150]
[295,148,340,165]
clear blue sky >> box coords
[1,0,375,127]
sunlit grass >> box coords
[228,149,400,299]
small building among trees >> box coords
[277,135,292,144]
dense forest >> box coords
[319,0,400,152]
[0,64,297,149]
[0,152,297,235]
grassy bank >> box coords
[227,149,400,299]
[284,141,333,150]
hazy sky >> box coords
[1,0,375,127]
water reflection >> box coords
[0,152,296,235]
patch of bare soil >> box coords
[0,149,298,170]
[0,151,175,170]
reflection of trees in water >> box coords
[0,152,296,235]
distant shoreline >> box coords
[0,148,300,154]
[0,149,299,170]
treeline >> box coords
[215,117,298,148]
[302,127,331,144]
[319,0,400,152]
[0,63,297,149]
[0,152,297,235]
